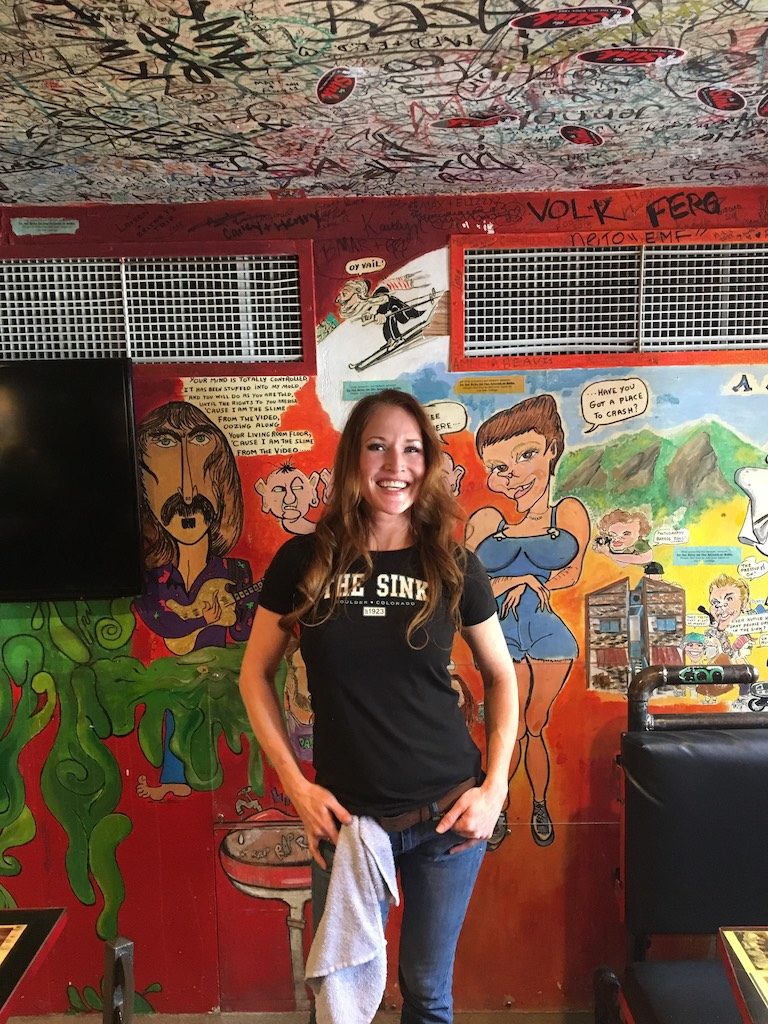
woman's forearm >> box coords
[462,616,519,795]
[482,665,518,794]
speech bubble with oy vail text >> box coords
[581,377,649,433]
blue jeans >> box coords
[310,820,486,1024]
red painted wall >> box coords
[1,185,766,1016]
[4,185,767,319]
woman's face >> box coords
[481,430,555,513]
[358,405,426,523]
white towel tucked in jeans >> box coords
[305,816,400,1024]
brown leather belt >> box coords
[376,777,477,832]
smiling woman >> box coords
[238,388,518,1024]
[357,404,426,539]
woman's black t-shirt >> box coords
[259,535,496,817]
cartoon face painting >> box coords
[480,430,556,514]
[709,579,746,630]
[593,509,653,565]
[142,419,220,547]
[606,518,642,551]
[255,463,321,534]
[682,633,706,663]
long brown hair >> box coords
[282,389,466,646]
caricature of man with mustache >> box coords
[134,401,255,799]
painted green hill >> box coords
[555,419,765,520]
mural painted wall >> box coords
[0,1,768,203]
[1,186,768,1016]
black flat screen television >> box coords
[0,357,143,602]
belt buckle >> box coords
[426,800,442,824]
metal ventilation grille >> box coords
[641,244,768,347]
[124,254,304,363]
[460,240,768,359]
[0,253,306,363]
[0,258,125,358]
[463,247,641,357]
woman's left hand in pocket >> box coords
[435,785,505,853]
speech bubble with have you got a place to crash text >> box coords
[581,377,649,433]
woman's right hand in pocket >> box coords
[289,779,352,868]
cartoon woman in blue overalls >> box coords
[467,395,590,846]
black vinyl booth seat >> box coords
[594,664,768,1024]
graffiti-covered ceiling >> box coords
[2,1,767,205]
